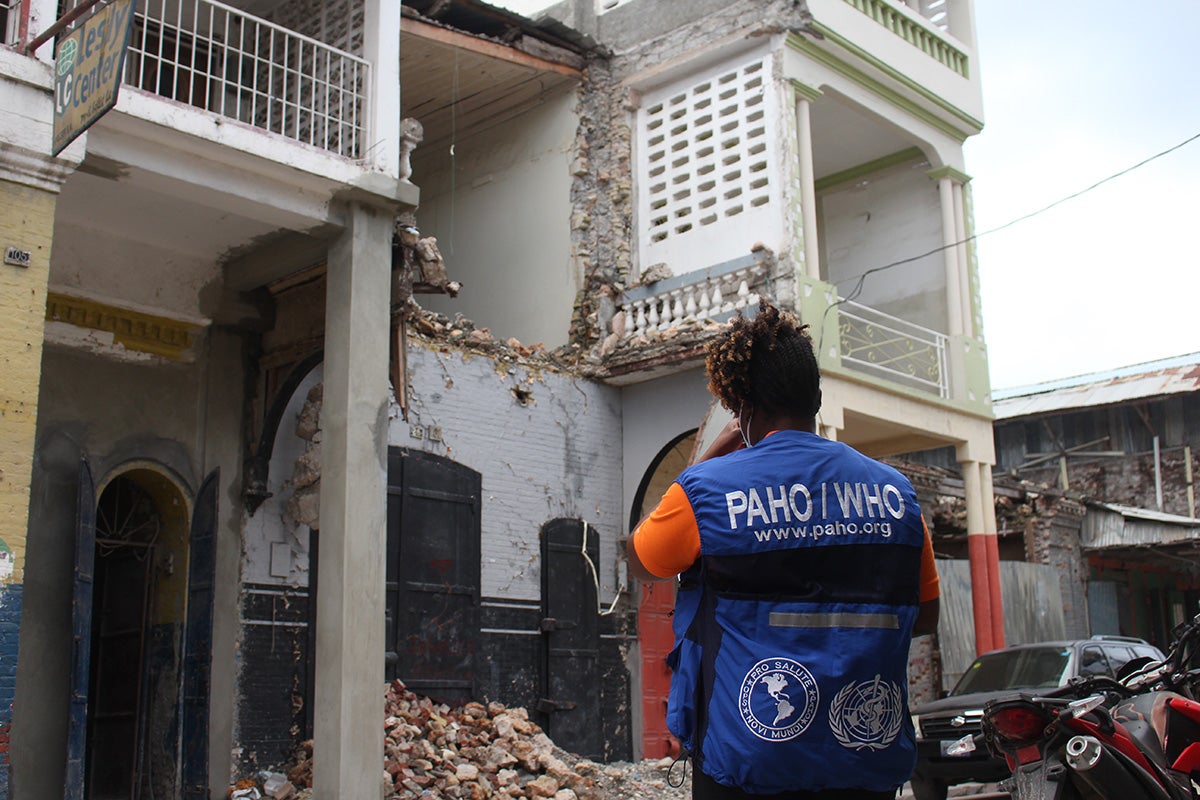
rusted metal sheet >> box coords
[994,354,1200,420]
[1082,504,1200,549]
[935,559,1066,692]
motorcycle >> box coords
[952,613,1200,799]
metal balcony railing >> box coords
[58,0,370,158]
[837,298,948,398]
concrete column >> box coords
[979,462,1003,647]
[793,86,822,280]
[928,166,974,340]
[362,0,401,178]
[951,181,973,339]
[203,327,248,796]
[936,176,963,337]
[314,201,394,799]
[961,459,995,655]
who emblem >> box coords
[829,675,904,750]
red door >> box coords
[638,580,677,758]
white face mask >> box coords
[739,405,754,449]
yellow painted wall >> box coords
[0,178,56,584]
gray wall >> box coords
[819,159,947,333]
[393,341,626,600]
[13,344,209,800]
[415,85,580,350]
[249,341,630,600]
[620,369,713,529]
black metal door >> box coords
[385,449,481,705]
[182,470,218,800]
[65,458,95,800]
[540,519,602,759]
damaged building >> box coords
[902,353,1200,688]
[1,0,998,797]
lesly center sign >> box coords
[52,0,135,156]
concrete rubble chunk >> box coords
[281,680,618,799]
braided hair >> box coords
[704,300,821,419]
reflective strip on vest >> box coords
[768,611,899,629]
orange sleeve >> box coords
[631,482,702,579]
[919,519,940,603]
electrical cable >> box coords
[581,520,622,616]
[815,130,1200,353]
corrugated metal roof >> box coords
[993,352,1200,420]
[1082,503,1200,549]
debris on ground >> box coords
[250,680,691,800]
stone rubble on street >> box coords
[232,680,1005,800]
[231,680,692,800]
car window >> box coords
[1132,644,1164,661]
[1102,645,1134,675]
[1079,645,1112,678]
[952,647,1071,694]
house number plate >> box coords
[4,246,32,267]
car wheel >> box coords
[909,777,948,800]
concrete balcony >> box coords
[796,272,990,414]
[600,252,774,385]
[620,253,770,343]
[795,0,983,135]
[38,0,393,184]
[607,254,988,418]
[122,0,371,160]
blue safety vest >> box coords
[665,430,925,794]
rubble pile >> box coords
[277,680,689,800]
[404,302,580,370]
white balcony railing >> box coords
[842,0,966,77]
[620,254,770,341]
[837,298,948,397]
[59,0,370,159]
[899,0,948,32]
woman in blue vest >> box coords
[629,301,940,800]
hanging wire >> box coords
[814,130,1200,357]
[447,46,458,256]
[832,130,1200,311]
[581,521,622,616]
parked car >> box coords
[909,635,1165,800]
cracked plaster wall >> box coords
[247,339,625,602]
[414,85,579,350]
[398,340,625,600]
[568,0,818,350]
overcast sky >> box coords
[966,1,1200,390]
[494,1,1200,390]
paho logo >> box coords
[738,658,819,742]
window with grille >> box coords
[635,51,780,273]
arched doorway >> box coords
[86,466,190,800]
[630,429,696,760]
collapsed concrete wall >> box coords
[235,325,634,773]
[566,0,818,352]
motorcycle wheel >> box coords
[908,777,948,800]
